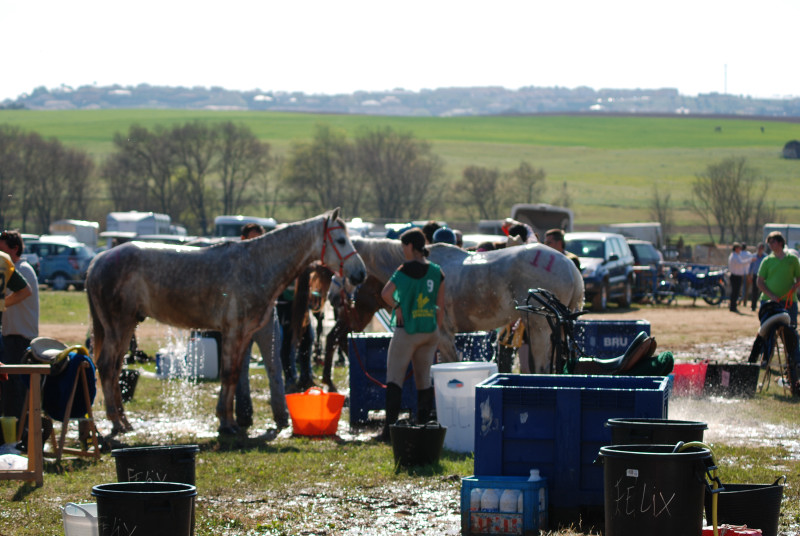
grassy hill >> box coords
[2,110,799,243]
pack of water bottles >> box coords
[460,471,548,535]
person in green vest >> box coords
[377,228,446,441]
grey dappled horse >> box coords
[86,209,366,435]
[338,238,584,372]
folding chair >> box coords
[21,338,100,463]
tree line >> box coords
[0,119,773,245]
[0,121,552,236]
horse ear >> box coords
[330,207,341,221]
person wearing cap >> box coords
[0,230,36,420]
[377,228,446,441]
[728,242,754,313]
[432,227,456,245]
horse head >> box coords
[321,208,366,286]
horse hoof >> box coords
[218,425,239,436]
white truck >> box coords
[598,222,663,249]
[763,224,800,251]
[106,211,172,236]
[48,219,100,250]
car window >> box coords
[630,244,660,264]
[565,239,601,258]
[607,238,622,259]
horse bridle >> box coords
[321,218,358,277]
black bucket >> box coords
[606,418,707,445]
[92,482,196,536]
[597,444,712,536]
[119,369,139,402]
[112,444,199,485]
[704,476,785,536]
[389,420,446,467]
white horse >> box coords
[86,209,366,435]
[336,238,584,372]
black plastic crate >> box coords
[703,362,759,398]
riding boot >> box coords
[416,387,435,424]
[749,335,765,365]
[377,382,402,442]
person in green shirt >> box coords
[757,231,800,326]
[376,228,445,441]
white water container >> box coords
[470,487,483,511]
[480,487,500,512]
[431,361,497,452]
[499,489,520,513]
[61,503,98,536]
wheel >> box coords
[617,279,633,308]
[702,281,725,306]
[591,283,608,311]
[654,281,674,304]
[50,272,69,291]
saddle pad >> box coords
[42,352,97,422]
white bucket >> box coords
[61,502,98,536]
[431,361,497,453]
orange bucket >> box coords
[285,387,345,436]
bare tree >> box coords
[509,161,546,204]
[172,121,219,235]
[22,132,94,233]
[650,185,674,242]
[459,165,502,219]
[692,157,774,244]
[356,126,444,220]
[0,125,23,230]
[283,124,362,217]
[216,121,271,216]
[105,124,186,217]
[550,181,573,208]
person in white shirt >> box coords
[728,242,755,313]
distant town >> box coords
[3,84,800,118]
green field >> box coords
[2,110,799,242]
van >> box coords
[763,224,800,251]
[213,215,278,238]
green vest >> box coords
[390,262,442,334]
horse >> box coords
[323,274,389,391]
[333,237,585,372]
[86,209,367,435]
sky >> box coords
[1,0,797,102]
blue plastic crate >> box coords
[348,332,495,425]
[473,374,671,511]
[574,319,650,358]
[461,475,548,535]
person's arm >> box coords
[757,275,778,302]
[4,284,32,307]
[381,280,402,324]
[436,278,446,330]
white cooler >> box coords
[431,361,497,453]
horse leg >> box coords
[95,320,136,435]
[526,316,552,374]
[217,336,248,435]
[322,321,343,392]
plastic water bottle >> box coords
[528,468,546,513]
[499,489,520,513]
[470,488,483,511]
[480,488,500,512]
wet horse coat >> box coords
[86,210,366,434]
[344,238,584,371]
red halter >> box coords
[321,218,358,277]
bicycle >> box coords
[750,306,800,396]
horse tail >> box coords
[86,281,105,363]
